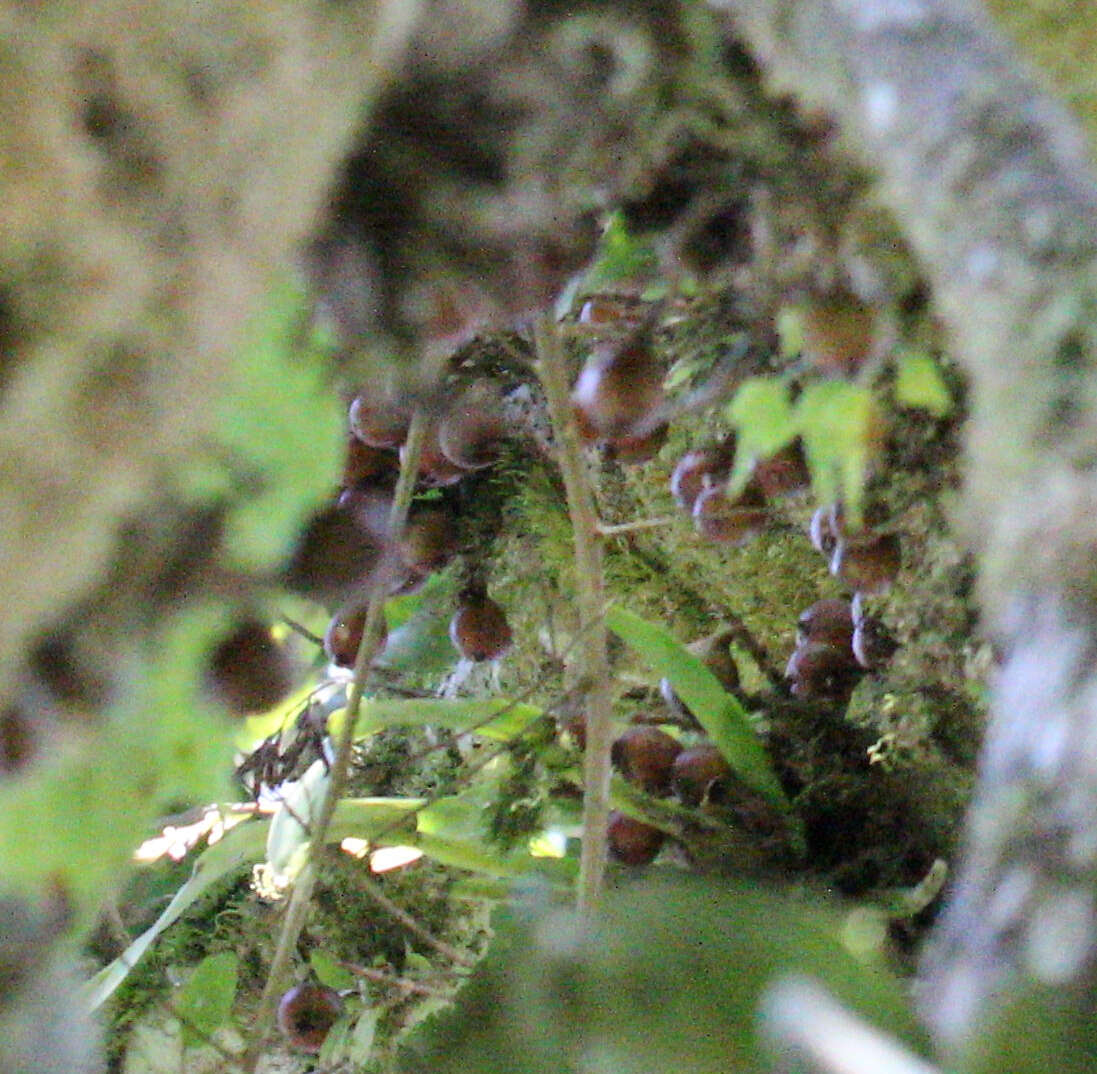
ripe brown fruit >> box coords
[669,441,735,513]
[398,506,460,574]
[799,291,876,377]
[692,481,767,545]
[277,983,344,1054]
[671,744,733,807]
[324,604,389,669]
[784,643,860,702]
[571,334,665,441]
[752,440,810,498]
[830,533,901,595]
[611,726,683,794]
[401,423,469,488]
[449,589,512,662]
[206,619,295,716]
[852,615,899,670]
[0,703,36,774]
[341,434,397,491]
[283,504,386,607]
[349,392,411,449]
[437,383,508,470]
[607,811,665,865]
[796,599,854,652]
[604,421,669,464]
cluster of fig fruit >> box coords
[783,595,897,702]
[669,435,810,547]
[298,379,519,670]
[608,724,734,865]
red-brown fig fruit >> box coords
[449,589,512,662]
[692,481,767,545]
[324,604,389,669]
[401,423,469,488]
[670,441,736,513]
[752,440,810,498]
[283,504,386,607]
[437,383,508,470]
[852,615,899,670]
[604,421,669,464]
[349,392,412,449]
[671,744,733,807]
[784,643,860,702]
[277,983,344,1054]
[796,599,854,652]
[571,333,665,441]
[607,810,665,865]
[830,533,901,595]
[398,506,460,575]
[799,291,876,377]
[207,619,295,716]
[611,726,683,794]
[341,434,397,491]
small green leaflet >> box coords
[174,951,239,1048]
[311,949,357,991]
[795,381,878,527]
[725,376,798,492]
[84,817,270,1010]
[894,349,952,417]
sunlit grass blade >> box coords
[348,698,545,742]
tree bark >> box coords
[707,0,1097,1052]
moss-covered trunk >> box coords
[707,0,1097,1056]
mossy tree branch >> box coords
[707,0,1097,1054]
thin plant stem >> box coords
[532,312,615,916]
[244,409,429,1071]
[596,515,682,536]
[340,867,475,968]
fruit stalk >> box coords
[533,312,615,915]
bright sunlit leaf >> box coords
[894,349,953,417]
[795,381,882,527]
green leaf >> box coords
[175,950,238,1048]
[311,949,357,991]
[775,305,804,359]
[376,576,462,676]
[351,698,546,742]
[84,817,269,1010]
[894,349,953,417]
[396,877,929,1074]
[724,376,798,490]
[795,381,880,526]
[605,606,792,818]
[579,211,659,291]
[347,1007,380,1064]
